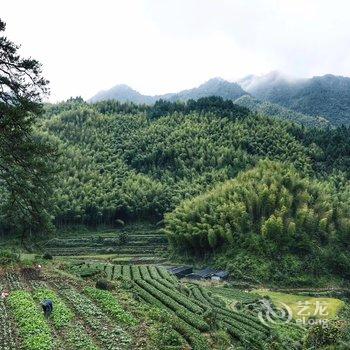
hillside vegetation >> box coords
[38,98,314,227]
[165,160,350,284]
[16,97,347,285]
[234,94,329,127]
[2,96,350,285]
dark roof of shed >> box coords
[213,270,229,278]
[168,266,192,273]
[194,268,216,277]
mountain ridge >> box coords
[89,72,350,125]
[238,72,350,125]
[89,77,247,104]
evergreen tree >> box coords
[0,19,56,239]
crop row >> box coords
[147,265,161,279]
[131,265,141,279]
[186,285,211,311]
[224,322,267,350]
[45,246,156,256]
[218,313,268,339]
[31,287,99,350]
[190,286,270,336]
[45,236,166,248]
[139,265,151,279]
[196,286,226,308]
[113,264,122,278]
[75,262,176,283]
[84,286,137,326]
[59,287,131,349]
[221,308,270,335]
[0,300,17,349]
[208,287,261,303]
[7,290,53,350]
[156,266,178,283]
[32,287,74,329]
[135,279,209,331]
[132,284,208,350]
[153,275,177,289]
[144,278,203,314]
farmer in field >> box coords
[41,299,53,318]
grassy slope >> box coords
[252,289,345,320]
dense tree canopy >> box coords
[33,98,350,231]
[165,160,350,282]
[249,74,350,126]
[36,96,350,282]
[39,98,321,227]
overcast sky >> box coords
[2,0,350,101]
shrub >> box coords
[43,252,53,260]
[149,323,183,348]
[303,320,346,349]
[0,249,20,265]
[95,279,113,291]
[211,330,231,350]
[117,231,128,245]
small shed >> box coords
[187,268,216,280]
[168,266,193,278]
[211,270,229,281]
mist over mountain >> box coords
[89,78,246,104]
[90,73,350,126]
[239,72,350,126]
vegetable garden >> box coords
[0,270,136,350]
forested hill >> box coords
[239,71,350,126]
[234,94,329,127]
[38,97,349,226]
[0,95,343,283]
[89,78,247,104]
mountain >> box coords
[234,94,330,127]
[89,84,154,104]
[239,72,350,126]
[163,77,247,102]
[90,73,350,126]
[89,78,247,104]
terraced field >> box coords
[41,224,167,259]
[3,226,340,349]
[69,262,306,349]
[4,260,348,349]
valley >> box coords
[1,12,350,349]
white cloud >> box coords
[2,0,350,101]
